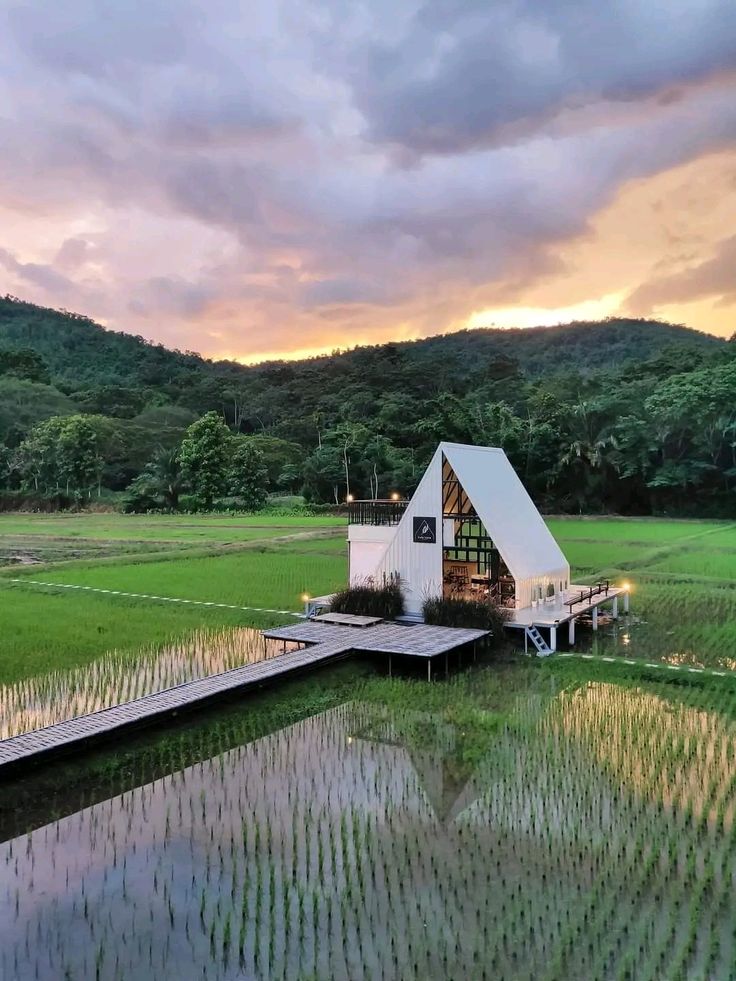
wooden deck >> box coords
[312,612,384,628]
[263,620,489,658]
[0,639,351,778]
[0,620,488,777]
[507,584,626,629]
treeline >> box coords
[0,295,734,515]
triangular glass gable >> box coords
[441,454,514,605]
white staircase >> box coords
[525,626,552,657]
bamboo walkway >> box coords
[0,638,351,777]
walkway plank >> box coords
[1,621,488,777]
[0,638,352,777]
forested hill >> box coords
[0,294,722,390]
[0,293,733,516]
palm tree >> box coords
[149,448,184,510]
[559,400,618,511]
[125,448,183,511]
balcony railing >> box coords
[348,499,408,526]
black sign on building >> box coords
[413,516,437,543]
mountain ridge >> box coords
[0,294,723,391]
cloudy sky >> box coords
[1,0,735,362]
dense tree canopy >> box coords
[0,294,734,515]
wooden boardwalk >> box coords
[0,620,488,777]
[0,638,352,777]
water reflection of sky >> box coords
[3,684,735,981]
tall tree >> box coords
[228,438,268,510]
[179,411,231,508]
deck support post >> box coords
[592,606,599,631]
[612,596,619,620]
[550,626,557,653]
[427,660,432,683]
[624,592,630,614]
[568,619,575,646]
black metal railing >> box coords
[566,580,610,614]
[348,500,408,526]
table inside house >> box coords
[470,573,491,592]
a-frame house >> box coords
[348,441,570,619]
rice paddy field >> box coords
[3,512,736,979]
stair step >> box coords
[395,613,423,625]
[525,626,552,657]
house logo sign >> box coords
[413,517,437,544]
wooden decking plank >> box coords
[1,621,487,775]
[0,639,354,775]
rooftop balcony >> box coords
[347,499,408,526]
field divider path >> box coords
[557,651,733,680]
[7,578,305,618]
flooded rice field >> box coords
[3,668,736,981]
[0,628,277,739]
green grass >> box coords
[0,512,343,541]
[560,540,639,577]
[1,547,347,684]
[0,587,253,684]
[548,519,736,668]
[643,547,736,580]
[14,550,347,609]
[3,512,736,684]
[276,535,348,554]
[548,516,730,545]
[0,512,346,570]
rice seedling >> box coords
[3,666,736,980]
[0,628,283,738]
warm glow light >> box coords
[390,492,400,501]
[301,593,310,603]
[466,294,624,332]
[621,581,631,592]
[346,494,354,503]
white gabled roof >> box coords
[439,441,568,583]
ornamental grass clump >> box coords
[329,580,405,620]
[422,595,510,640]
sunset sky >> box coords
[1,1,735,362]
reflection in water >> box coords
[0,628,280,738]
[593,579,736,672]
[3,681,736,980]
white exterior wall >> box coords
[369,451,444,616]
[347,525,394,585]
[515,568,570,610]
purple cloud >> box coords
[0,0,734,357]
